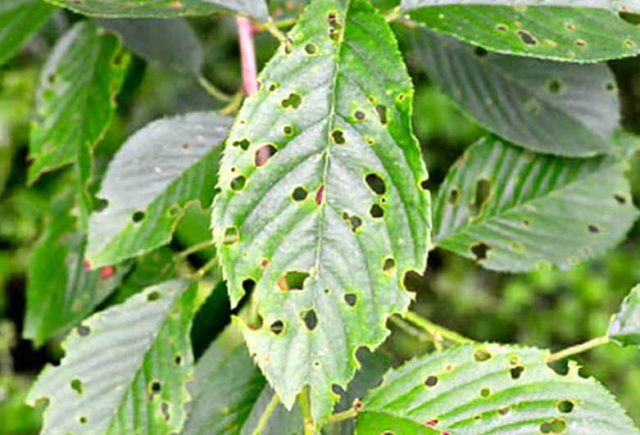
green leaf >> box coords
[212,0,431,422]
[45,0,269,21]
[411,28,620,157]
[86,112,232,268]
[401,0,640,11]
[24,193,128,346]
[405,4,640,62]
[357,344,639,434]
[608,284,640,346]
[433,136,637,272]
[184,327,302,434]
[28,21,129,184]
[0,0,55,66]
[28,280,196,434]
[96,18,203,73]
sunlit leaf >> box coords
[212,0,431,422]
[357,344,639,434]
[411,28,620,157]
[404,1,640,62]
[28,21,129,183]
[28,280,196,434]
[0,0,54,66]
[433,136,637,271]
[609,284,640,346]
[87,112,232,268]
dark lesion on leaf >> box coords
[255,144,278,167]
[517,29,538,46]
[344,292,357,307]
[365,173,386,195]
[232,138,251,150]
[342,212,363,232]
[331,129,346,145]
[223,227,240,246]
[277,271,310,291]
[369,203,384,219]
[231,175,247,191]
[281,93,302,109]
[301,309,318,331]
[470,242,491,261]
[77,324,91,336]
[383,257,396,273]
[292,186,308,202]
[270,319,285,335]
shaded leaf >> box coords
[405,4,640,62]
[357,344,638,434]
[28,280,196,434]
[402,0,640,11]
[24,193,127,346]
[609,284,640,346]
[97,18,203,73]
[212,0,430,421]
[28,21,129,183]
[0,0,55,66]
[433,136,637,272]
[87,112,232,268]
[412,28,620,157]
[45,0,269,21]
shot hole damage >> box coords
[270,320,285,335]
[517,29,538,46]
[424,375,438,387]
[231,176,246,191]
[557,400,575,413]
[365,173,386,195]
[70,379,83,395]
[370,204,384,219]
[242,279,256,292]
[510,365,525,379]
[473,347,492,362]
[471,242,490,261]
[223,227,239,245]
[343,212,363,232]
[77,324,91,336]
[540,418,567,434]
[292,186,308,201]
[344,293,357,307]
[331,129,346,145]
[281,93,302,109]
[232,138,250,150]
[255,144,277,167]
[132,210,145,223]
[301,309,318,331]
[383,257,396,273]
[277,271,310,291]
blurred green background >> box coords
[1,3,640,433]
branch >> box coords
[236,16,259,96]
[547,336,610,363]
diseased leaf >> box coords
[28,21,129,183]
[97,18,203,73]
[401,0,640,11]
[433,136,638,272]
[86,112,232,268]
[412,28,620,157]
[24,193,127,346]
[405,4,640,62]
[357,344,639,434]
[45,0,269,21]
[27,280,196,434]
[609,284,640,346]
[0,0,55,66]
[212,0,431,422]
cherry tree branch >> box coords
[236,16,259,96]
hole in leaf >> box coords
[343,212,363,232]
[223,227,239,245]
[605,82,617,92]
[304,43,318,55]
[548,79,562,94]
[383,258,396,273]
[354,110,366,121]
[242,279,256,292]
[471,242,490,261]
[498,405,511,415]
[510,365,525,379]
[402,270,422,291]
[283,125,295,136]
[268,83,279,92]
[365,173,386,195]
[426,419,439,427]
[517,29,538,45]
[231,176,246,191]
[480,387,491,398]
[292,186,308,201]
[174,355,183,365]
[331,129,346,144]
[588,224,600,233]
[302,309,318,331]
[473,347,492,362]
[282,93,302,109]
[614,194,627,204]
[420,179,429,191]
[449,188,460,205]
[540,418,567,434]
[77,324,91,336]
[150,381,162,394]
[344,293,357,307]
[270,320,285,335]
[424,375,438,387]
[557,400,575,413]
[277,271,310,291]
[370,204,384,219]
[255,145,277,167]
[161,402,170,421]
[474,46,488,57]
[132,211,145,223]
[375,104,388,124]
[232,139,251,150]
[472,178,491,215]
[147,291,161,301]
[71,379,83,394]
[79,416,88,424]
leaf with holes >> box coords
[404,2,640,62]
[24,193,128,346]
[608,284,640,346]
[411,28,620,157]
[433,136,637,272]
[211,0,431,422]
[0,0,55,66]
[96,18,203,73]
[45,0,269,20]
[357,344,639,434]
[28,21,129,184]
[86,112,232,268]
[27,280,196,434]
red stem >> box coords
[236,16,259,96]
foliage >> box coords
[1,0,640,433]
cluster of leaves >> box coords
[2,0,640,433]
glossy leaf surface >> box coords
[0,0,54,66]
[212,0,431,422]
[609,284,640,346]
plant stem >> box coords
[197,75,233,102]
[326,408,358,425]
[255,17,297,32]
[299,388,316,435]
[178,240,215,258]
[547,336,610,363]
[385,6,402,22]
[219,91,245,116]
[261,18,290,46]
[403,311,475,345]
[236,16,259,96]
[251,392,280,435]
[389,315,430,343]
